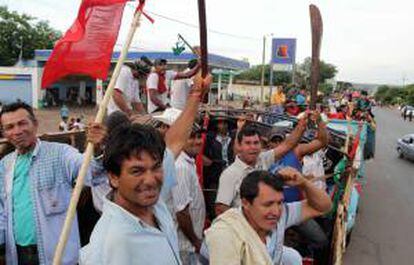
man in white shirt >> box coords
[172,127,206,265]
[171,59,198,110]
[215,117,308,216]
[147,58,200,113]
[107,62,148,116]
[204,168,332,265]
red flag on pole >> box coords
[41,0,128,88]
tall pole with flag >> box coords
[51,1,152,263]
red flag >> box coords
[41,0,128,88]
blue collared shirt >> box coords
[0,140,106,265]
[80,194,182,265]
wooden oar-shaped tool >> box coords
[309,4,323,110]
[197,0,209,103]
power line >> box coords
[126,4,260,41]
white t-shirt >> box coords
[146,70,177,113]
[107,65,141,115]
[302,150,326,190]
[216,150,275,208]
[170,69,192,110]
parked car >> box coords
[396,134,414,160]
[400,105,414,117]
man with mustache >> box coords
[215,117,307,216]
[0,101,107,265]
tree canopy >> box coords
[374,85,414,105]
[234,57,338,94]
[0,6,61,66]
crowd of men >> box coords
[0,54,343,265]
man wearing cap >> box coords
[107,61,149,116]
[146,58,200,113]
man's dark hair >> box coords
[103,123,165,176]
[188,59,198,69]
[237,124,261,143]
[154,58,168,66]
[105,111,130,137]
[0,101,37,124]
[240,170,284,203]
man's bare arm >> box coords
[131,102,146,114]
[176,205,202,252]
[148,89,168,110]
[112,89,132,116]
[273,117,307,161]
[165,74,212,158]
[214,203,230,217]
[174,62,201,80]
[296,118,329,159]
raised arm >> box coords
[295,113,329,159]
[279,167,332,221]
[165,74,212,158]
[273,116,307,161]
[174,62,201,80]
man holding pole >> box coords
[146,58,200,113]
[80,74,212,265]
[0,102,108,265]
[107,60,150,116]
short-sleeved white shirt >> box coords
[172,152,206,253]
[146,70,177,113]
[216,150,275,208]
[170,69,192,110]
[107,66,141,115]
[302,150,326,190]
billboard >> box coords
[271,38,297,65]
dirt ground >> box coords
[34,105,98,134]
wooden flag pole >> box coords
[52,6,144,264]
[309,4,323,110]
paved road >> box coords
[344,108,414,265]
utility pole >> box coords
[260,36,266,104]
[269,63,274,105]
[268,34,274,105]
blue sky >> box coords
[2,0,414,85]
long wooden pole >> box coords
[309,4,323,110]
[52,7,144,264]
[197,0,208,79]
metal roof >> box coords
[34,50,249,71]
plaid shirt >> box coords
[0,140,106,265]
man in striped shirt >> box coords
[172,127,206,265]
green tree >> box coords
[235,64,291,86]
[375,85,408,105]
[0,6,61,66]
[296,57,338,85]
